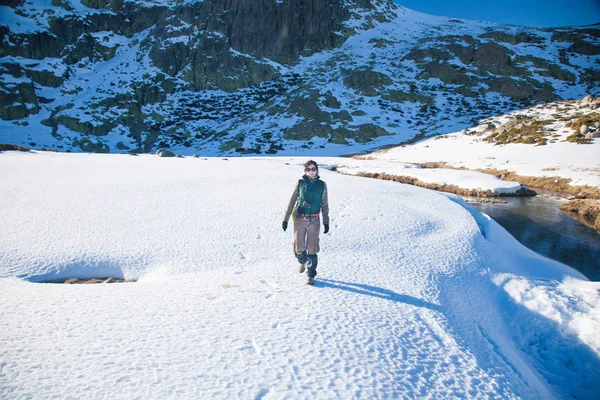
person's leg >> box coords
[306,217,321,283]
[306,216,320,255]
[293,217,309,268]
[306,254,318,284]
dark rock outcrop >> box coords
[342,68,393,96]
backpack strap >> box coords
[296,179,305,206]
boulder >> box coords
[157,149,176,157]
[585,131,599,139]
[322,92,341,109]
[580,125,589,135]
[582,94,595,104]
[79,138,110,153]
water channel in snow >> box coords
[468,191,600,281]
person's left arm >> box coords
[321,182,330,231]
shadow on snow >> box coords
[316,278,442,312]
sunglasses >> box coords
[305,167,317,172]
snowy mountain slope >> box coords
[0,152,598,398]
[1,0,598,155]
[364,97,600,188]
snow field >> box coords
[371,115,600,188]
[0,152,598,399]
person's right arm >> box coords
[283,182,300,223]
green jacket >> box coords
[284,175,329,224]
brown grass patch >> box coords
[56,277,136,284]
[483,119,553,146]
[413,161,468,170]
[353,172,535,198]
[559,199,600,233]
[476,168,600,199]
[221,283,240,289]
[571,112,600,133]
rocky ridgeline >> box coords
[0,1,599,154]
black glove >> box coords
[324,224,329,234]
[282,221,288,231]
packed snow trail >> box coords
[0,153,598,399]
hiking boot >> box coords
[307,276,314,285]
[298,263,306,273]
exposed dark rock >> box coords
[157,149,176,157]
[516,55,576,82]
[551,31,584,43]
[322,92,341,109]
[62,33,119,64]
[81,0,111,8]
[532,88,558,102]
[1,30,65,59]
[78,138,110,153]
[487,77,535,99]
[422,62,473,85]
[3,0,22,7]
[283,119,388,144]
[287,91,332,123]
[437,34,478,46]
[480,31,544,45]
[0,143,31,152]
[334,110,353,122]
[144,0,373,91]
[25,68,64,88]
[581,68,600,85]
[0,81,39,120]
[382,89,432,104]
[58,115,116,136]
[403,47,453,63]
[342,69,393,96]
[369,38,396,48]
[568,39,600,55]
[447,44,475,64]
[51,0,74,11]
[473,42,513,66]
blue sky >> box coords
[394,0,600,27]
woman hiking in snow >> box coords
[282,160,330,285]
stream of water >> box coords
[468,193,600,281]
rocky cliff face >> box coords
[0,0,598,155]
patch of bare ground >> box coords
[559,200,600,233]
[48,277,136,284]
[353,172,535,198]
[414,161,465,170]
[465,198,508,204]
[475,168,600,199]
